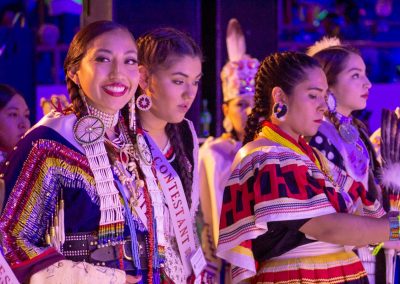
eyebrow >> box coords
[171,72,203,78]
[307,87,325,92]
[346,67,363,73]
[95,48,137,55]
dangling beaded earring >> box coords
[129,96,136,133]
[326,91,337,113]
[136,92,152,111]
[273,102,288,121]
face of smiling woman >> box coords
[70,29,139,114]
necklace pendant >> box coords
[338,123,359,144]
[74,115,105,144]
[136,133,153,165]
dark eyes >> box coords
[95,56,138,65]
[352,73,360,79]
[308,94,317,99]
[173,80,201,86]
[236,102,250,108]
[173,80,184,85]
[125,58,138,65]
[95,56,109,63]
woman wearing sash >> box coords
[308,38,400,283]
[0,21,158,283]
[216,51,400,284]
[135,28,208,283]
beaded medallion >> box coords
[338,123,359,144]
[73,115,105,144]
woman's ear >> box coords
[67,67,80,86]
[271,86,286,104]
[138,65,150,91]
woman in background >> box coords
[0,84,30,170]
[198,18,258,283]
[308,37,400,283]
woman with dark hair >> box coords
[0,84,30,211]
[135,27,207,283]
[0,20,158,283]
[0,84,30,170]
[216,51,400,284]
[308,38,400,283]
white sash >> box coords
[0,252,19,283]
[145,133,196,277]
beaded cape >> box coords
[0,112,154,282]
[216,122,384,284]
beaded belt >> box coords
[62,232,148,270]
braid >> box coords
[166,122,193,206]
[243,63,272,145]
[66,78,87,118]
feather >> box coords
[307,36,342,56]
[381,162,400,192]
[226,18,246,62]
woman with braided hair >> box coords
[0,20,162,283]
[135,27,208,283]
[216,51,400,284]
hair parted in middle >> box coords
[136,27,203,206]
[243,51,321,145]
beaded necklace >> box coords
[87,104,119,129]
[327,112,369,179]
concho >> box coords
[338,123,359,144]
[74,115,105,144]
[136,133,153,165]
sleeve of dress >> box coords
[216,147,339,284]
[0,135,93,283]
[321,151,385,218]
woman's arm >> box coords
[300,213,389,246]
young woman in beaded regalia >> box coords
[198,18,258,283]
[308,37,400,283]
[216,51,400,284]
[0,21,163,283]
[135,28,209,283]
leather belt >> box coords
[62,232,148,270]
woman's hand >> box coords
[126,274,142,284]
